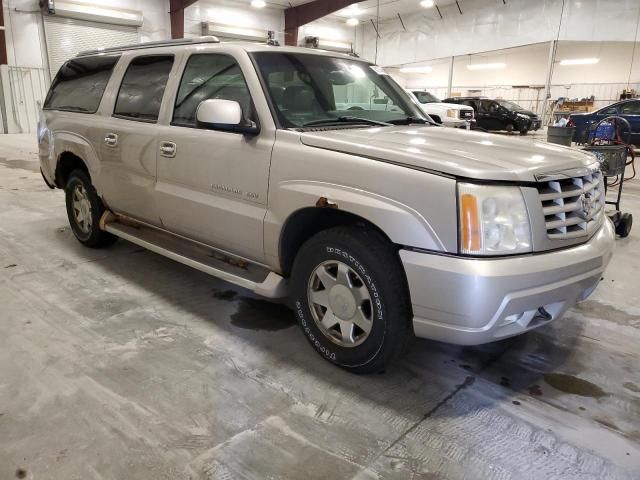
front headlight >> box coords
[447,109,458,118]
[458,183,532,255]
[516,113,529,119]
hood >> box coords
[514,110,537,118]
[300,125,595,182]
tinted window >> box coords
[114,55,174,122]
[600,106,618,115]
[413,91,440,103]
[173,54,253,127]
[620,102,640,115]
[44,54,120,113]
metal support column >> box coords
[447,56,454,98]
[540,39,557,126]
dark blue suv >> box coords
[569,99,640,145]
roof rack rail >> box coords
[76,36,220,57]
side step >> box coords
[100,213,287,298]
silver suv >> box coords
[39,37,615,373]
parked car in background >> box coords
[407,90,474,127]
[568,99,640,145]
[444,96,541,135]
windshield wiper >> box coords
[388,116,435,125]
[302,116,393,128]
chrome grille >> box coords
[460,110,474,120]
[536,169,605,240]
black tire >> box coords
[291,226,413,373]
[519,128,529,136]
[505,123,514,133]
[616,213,632,238]
[64,169,117,248]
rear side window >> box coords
[173,54,253,128]
[114,55,174,122]
[43,54,120,113]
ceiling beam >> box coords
[284,0,358,46]
[169,0,199,39]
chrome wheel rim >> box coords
[72,184,92,234]
[307,260,373,348]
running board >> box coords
[100,213,287,298]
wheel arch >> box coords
[51,132,101,188]
[273,182,446,277]
[279,207,393,277]
[55,151,90,188]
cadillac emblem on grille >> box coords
[576,192,593,220]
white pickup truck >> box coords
[408,90,474,127]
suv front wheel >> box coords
[64,169,117,248]
[291,226,412,373]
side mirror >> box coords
[196,99,259,135]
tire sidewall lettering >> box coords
[295,245,385,364]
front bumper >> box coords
[400,219,615,345]
[442,118,474,128]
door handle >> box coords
[104,133,118,147]
[160,141,176,158]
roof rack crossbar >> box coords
[76,36,220,57]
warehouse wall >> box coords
[399,41,640,89]
[357,0,640,67]
[184,0,284,43]
[3,0,170,70]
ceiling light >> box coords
[467,63,506,70]
[420,0,435,7]
[400,66,433,73]
[251,0,266,8]
[343,5,362,16]
[559,58,599,66]
[346,17,360,26]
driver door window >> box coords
[173,54,255,128]
[620,102,640,115]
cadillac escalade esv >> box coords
[39,37,615,373]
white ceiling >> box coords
[261,0,464,22]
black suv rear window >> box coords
[43,54,120,113]
[114,55,174,122]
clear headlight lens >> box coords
[458,183,532,255]
[447,109,458,118]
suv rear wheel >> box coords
[291,226,412,373]
[64,169,117,248]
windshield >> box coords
[252,52,426,128]
[413,91,440,104]
[495,100,525,112]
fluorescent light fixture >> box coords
[559,58,599,66]
[251,0,266,8]
[342,5,363,16]
[420,0,435,7]
[467,63,506,70]
[346,17,359,26]
[400,66,433,73]
[50,1,143,26]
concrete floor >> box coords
[0,133,639,480]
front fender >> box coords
[264,179,454,268]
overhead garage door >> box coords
[43,15,139,78]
